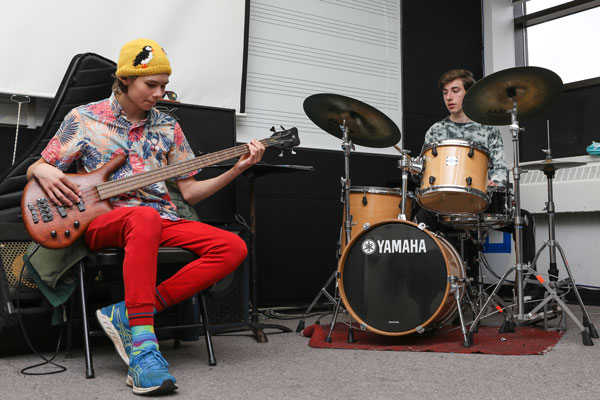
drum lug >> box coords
[466,177,472,186]
[416,325,425,334]
[431,144,437,157]
[417,222,426,231]
[362,222,370,231]
[429,176,436,185]
[360,323,368,331]
[468,143,474,158]
[362,193,367,205]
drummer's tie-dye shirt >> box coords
[41,94,199,220]
[422,117,509,186]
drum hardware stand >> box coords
[396,149,416,220]
[526,135,598,338]
[466,225,514,333]
[325,120,357,343]
[296,121,355,343]
[449,275,470,347]
[466,96,595,346]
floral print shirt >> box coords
[41,94,199,220]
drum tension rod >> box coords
[432,144,437,157]
[466,177,472,186]
[468,144,474,158]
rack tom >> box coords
[341,187,413,247]
[418,139,489,214]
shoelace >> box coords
[135,349,170,371]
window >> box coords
[514,0,600,85]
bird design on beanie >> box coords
[133,46,154,68]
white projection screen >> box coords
[0,0,247,112]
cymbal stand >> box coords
[528,135,598,337]
[324,120,356,343]
[466,95,595,346]
[296,121,354,343]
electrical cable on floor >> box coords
[16,264,66,376]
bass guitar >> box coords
[21,127,299,249]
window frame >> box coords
[512,0,600,89]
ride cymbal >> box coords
[463,66,563,126]
[303,93,401,148]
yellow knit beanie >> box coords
[116,38,172,77]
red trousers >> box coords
[85,206,247,326]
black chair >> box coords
[76,247,217,379]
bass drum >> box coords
[338,220,464,336]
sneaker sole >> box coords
[96,309,130,366]
[126,375,178,395]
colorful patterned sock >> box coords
[131,325,159,356]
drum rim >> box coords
[417,186,489,215]
[442,213,513,229]
[349,186,415,196]
[337,219,453,336]
[421,139,490,155]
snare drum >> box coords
[442,186,514,230]
[418,139,489,214]
[338,220,465,335]
[342,187,414,247]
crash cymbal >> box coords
[303,93,400,148]
[522,159,586,174]
[463,66,563,126]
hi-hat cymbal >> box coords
[463,66,563,126]
[303,93,400,148]
[522,159,586,174]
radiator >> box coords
[519,155,600,213]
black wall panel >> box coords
[158,101,237,224]
[402,1,483,155]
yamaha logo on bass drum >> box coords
[361,239,427,255]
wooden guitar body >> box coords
[21,155,126,249]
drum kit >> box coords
[296,66,598,347]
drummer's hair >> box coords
[438,69,476,91]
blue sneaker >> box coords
[96,301,132,366]
[126,348,177,395]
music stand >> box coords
[210,162,316,343]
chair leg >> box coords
[198,291,216,366]
[65,295,75,359]
[78,260,95,378]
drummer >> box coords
[414,69,509,230]
[413,69,539,306]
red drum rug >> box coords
[303,323,563,355]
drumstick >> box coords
[393,145,407,154]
